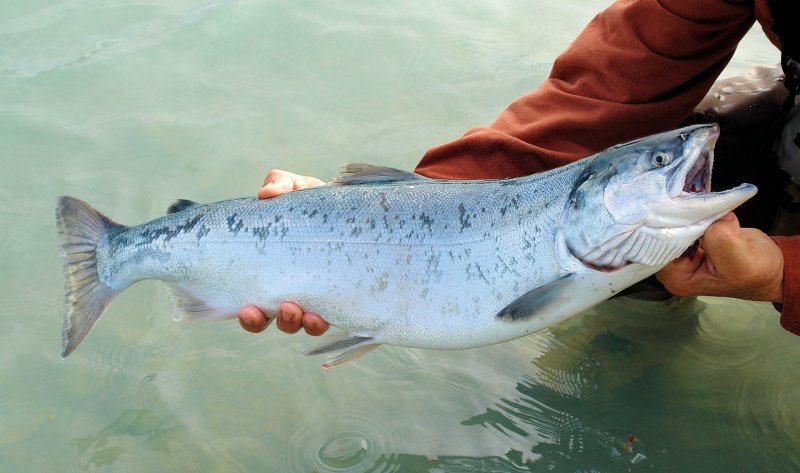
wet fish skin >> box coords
[56,124,756,367]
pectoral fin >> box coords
[495,274,576,323]
[303,332,380,369]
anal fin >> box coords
[303,332,380,368]
[165,284,236,322]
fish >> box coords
[56,123,756,367]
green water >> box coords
[1,1,798,471]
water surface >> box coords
[1,1,798,471]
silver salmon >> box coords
[56,124,756,367]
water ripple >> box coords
[0,1,235,78]
[275,405,404,473]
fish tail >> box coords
[56,196,127,358]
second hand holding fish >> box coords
[656,212,784,302]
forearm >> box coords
[415,0,756,180]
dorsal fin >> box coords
[167,199,199,215]
[332,163,428,186]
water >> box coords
[1,1,798,471]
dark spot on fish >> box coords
[458,203,471,232]
[139,214,203,244]
[196,225,210,240]
[251,225,271,241]
[419,212,434,228]
[378,192,389,211]
[473,263,489,283]
[226,214,243,234]
[371,273,389,293]
[426,252,441,273]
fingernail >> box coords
[280,307,293,322]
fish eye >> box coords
[651,151,671,167]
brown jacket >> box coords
[413,0,800,334]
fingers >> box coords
[275,302,330,336]
[258,170,325,199]
[239,306,272,333]
[274,302,303,334]
[700,214,779,295]
[240,302,330,336]
[656,246,705,296]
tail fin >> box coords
[56,196,127,358]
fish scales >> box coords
[56,124,757,365]
[99,163,586,350]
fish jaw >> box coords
[647,183,757,228]
[648,124,757,228]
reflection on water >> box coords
[73,409,170,470]
[1,0,798,471]
[453,298,800,472]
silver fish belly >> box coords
[57,124,757,367]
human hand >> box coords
[656,212,784,302]
[238,169,330,335]
[239,302,330,335]
[257,169,325,199]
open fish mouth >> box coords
[682,140,713,194]
[659,124,757,226]
[669,125,717,198]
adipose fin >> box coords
[166,199,200,215]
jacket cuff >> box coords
[772,236,800,335]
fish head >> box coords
[559,123,757,270]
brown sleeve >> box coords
[772,236,800,335]
[414,0,757,179]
